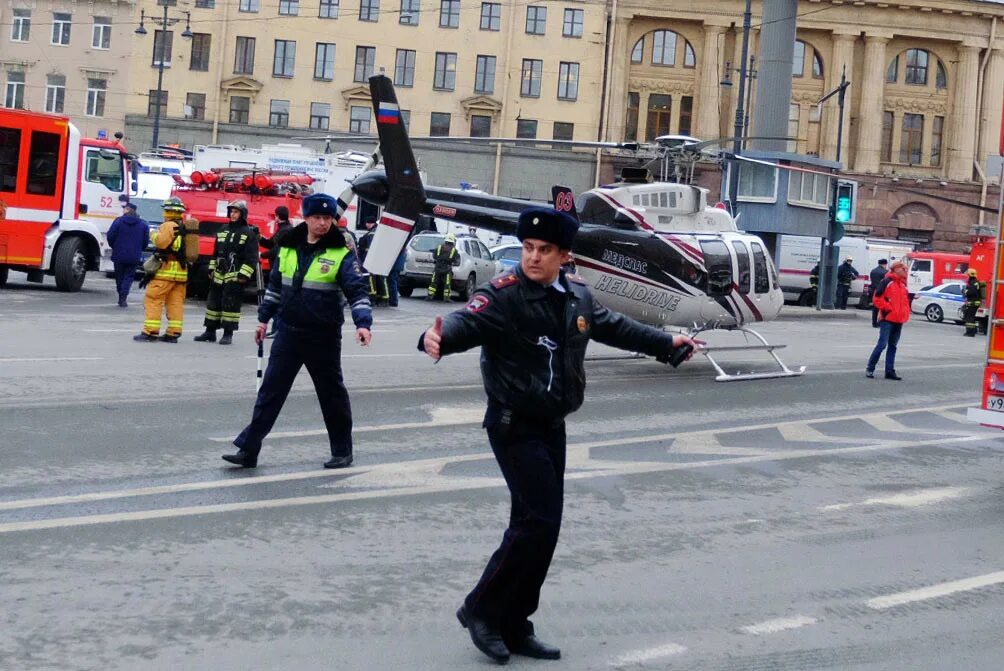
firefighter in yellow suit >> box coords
[133,198,192,343]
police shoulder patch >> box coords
[466,295,490,313]
[490,274,520,290]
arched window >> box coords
[905,48,929,85]
[653,30,677,66]
[631,37,644,64]
[684,42,695,68]
[793,40,824,79]
[936,61,948,90]
[887,55,899,83]
[812,51,823,78]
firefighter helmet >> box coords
[162,197,186,212]
[444,233,457,244]
[226,199,248,217]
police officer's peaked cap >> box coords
[516,207,579,250]
[302,193,338,218]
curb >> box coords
[776,306,865,320]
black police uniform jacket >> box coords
[438,266,681,420]
[258,224,373,331]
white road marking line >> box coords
[83,329,138,333]
[866,571,1004,610]
[818,486,970,511]
[208,405,485,441]
[611,643,687,666]
[740,615,818,635]
[776,422,852,443]
[0,356,104,363]
[0,434,987,533]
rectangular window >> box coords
[4,72,25,109]
[269,99,290,128]
[480,2,501,30]
[400,0,420,25]
[355,46,376,82]
[394,49,416,87]
[553,121,574,141]
[86,78,106,117]
[315,42,336,80]
[562,8,583,38]
[931,115,944,167]
[190,34,212,71]
[27,131,61,196]
[557,61,579,100]
[787,171,830,208]
[0,128,22,192]
[310,101,331,130]
[195,0,216,8]
[646,93,671,141]
[430,112,451,136]
[474,55,496,94]
[737,162,777,201]
[234,36,256,74]
[520,58,542,97]
[229,96,250,124]
[400,109,410,129]
[319,0,339,18]
[147,90,168,118]
[471,114,491,137]
[881,111,893,163]
[350,105,371,133]
[434,52,457,91]
[279,0,299,15]
[625,91,639,141]
[51,13,71,46]
[239,0,260,12]
[679,95,693,136]
[900,113,924,164]
[153,30,173,67]
[787,103,799,152]
[653,30,676,66]
[273,39,296,77]
[905,49,928,86]
[440,0,460,28]
[92,17,111,50]
[45,75,66,114]
[516,119,537,139]
[185,92,206,120]
[525,6,546,35]
[360,0,379,21]
[11,9,30,42]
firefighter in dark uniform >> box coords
[194,200,259,345]
[835,256,859,310]
[222,193,372,470]
[428,233,459,301]
[963,268,983,337]
[356,217,389,305]
[419,207,699,664]
[809,262,820,290]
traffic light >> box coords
[834,179,857,224]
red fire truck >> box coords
[0,108,132,290]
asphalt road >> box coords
[1,274,1002,671]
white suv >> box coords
[399,233,502,300]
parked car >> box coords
[398,233,503,300]
[910,281,966,324]
[490,243,522,271]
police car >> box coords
[910,281,966,323]
[490,243,522,271]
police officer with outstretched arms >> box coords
[419,207,699,664]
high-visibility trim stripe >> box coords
[301,280,340,291]
[4,207,60,223]
[379,212,415,233]
[0,254,44,264]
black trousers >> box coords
[835,284,850,309]
[204,280,245,330]
[465,401,566,634]
[233,324,353,458]
[113,262,138,298]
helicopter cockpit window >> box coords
[751,242,770,294]
[577,192,616,226]
[732,241,751,294]
[699,240,732,297]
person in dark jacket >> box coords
[419,207,698,664]
[962,269,984,337]
[222,193,372,470]
[193,200,260,345]
[866,260,910,380]
[428,233,459,301]
[106,201,150,307]
[835,257,859,309]
[868,259,889,327]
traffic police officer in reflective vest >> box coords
[419,207,699,664]
[194,200,259,345]
[963,268,984,337]
[222,193,373,470]
[133,197,194,343]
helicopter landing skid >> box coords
[697,326,806,382]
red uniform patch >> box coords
[490,274,519,289]
[466,295,490,313]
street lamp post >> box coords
[814,65,851,310]
[725,0,753,217]
[135,2,192,150]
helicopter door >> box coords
[751,242,770,295]
[732,241,751,295]
[698,240,733,297]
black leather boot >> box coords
[221,449,258,468]
[194,329,216,342]
[218,328,234,345]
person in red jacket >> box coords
[866,260,910,380]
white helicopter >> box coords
[346,74,805,382]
